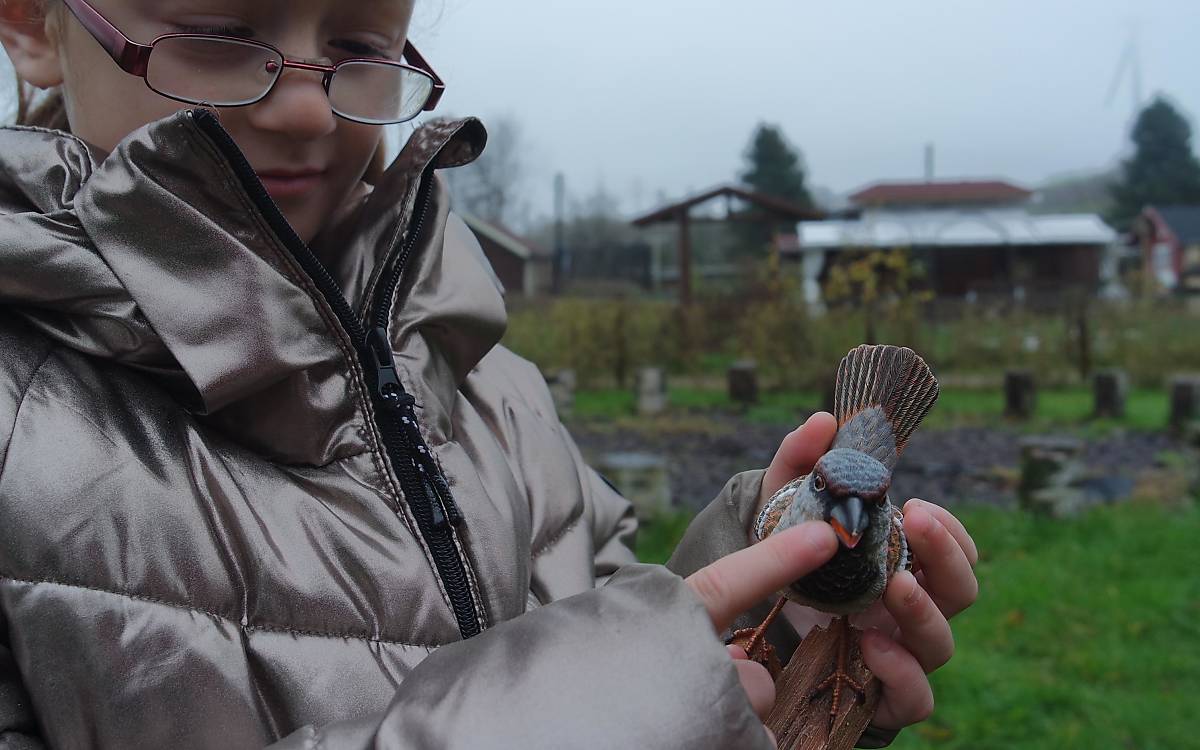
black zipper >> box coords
[191,109,481,639]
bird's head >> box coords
[808,448,893,549]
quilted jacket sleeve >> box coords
[666,469,765,580]
[559,422,638,584]
[269,565,772,750]
[0,326,50,750]
[0,610,44,749]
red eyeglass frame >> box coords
[60,0,445,118]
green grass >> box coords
[926,387,1169,433]
[573,386,1170,434]
[636,502,1200,749]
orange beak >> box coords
[829,495,868,549]
[829,518,863,549]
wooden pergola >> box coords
[630,185,823,305]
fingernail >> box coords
[902,572,922,606]
[802,521,838,551]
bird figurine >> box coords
[732,344,939,750]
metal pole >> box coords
[553,172,566,294]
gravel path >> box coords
[567,415,1187,513]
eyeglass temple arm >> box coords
[403,41,444,112]
[61,0,153,76]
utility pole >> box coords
[553,172,566,294]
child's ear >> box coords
[0,0,66,89]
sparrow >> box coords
[736,344,939,735]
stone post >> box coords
[1018,436,1087,517]
[1169,376,1200,431]
[1004,370,1036,419]
[636,367,668,416]
[728,360,759,406]
[544,369,577,419]
[594,452,671,518]
[1091,369,1128,419]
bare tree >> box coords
[445,115,527,227]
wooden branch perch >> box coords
[766,622,882,750]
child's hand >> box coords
[684,522,839,745]
[755,412,979,739]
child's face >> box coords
[26,0,415,242]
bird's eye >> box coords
[813,474,826,492]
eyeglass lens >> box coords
[144,36,433,123]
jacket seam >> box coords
[530,519,582,560]
[0,574,442,649]
[0,346,55,485]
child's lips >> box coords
[256,169,326,199]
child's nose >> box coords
[246,66,338,140]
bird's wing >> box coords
[753,475,805,542]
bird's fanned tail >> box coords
[833,345,939,467]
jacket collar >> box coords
[0,112,500,463]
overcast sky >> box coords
[408,0,1200,218]
[4,1,1197,221]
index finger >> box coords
[686,522,837,632]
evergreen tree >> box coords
[1110,96,1200,228]
[736,124,813,253]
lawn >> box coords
[636,501,1200,749]
[574,385,1171,433]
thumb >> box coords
[761,412,837,503]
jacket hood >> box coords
[0,112,500,463]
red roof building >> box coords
[849,180,1033,208]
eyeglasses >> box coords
[61,0,444,125]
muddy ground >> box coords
[567,415,1187,513]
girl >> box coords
[0,0,977,747]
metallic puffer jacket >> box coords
[0,112,771,749]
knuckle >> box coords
[903,580,928,614]
[688,566,730,610]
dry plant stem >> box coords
[767,619,881,750]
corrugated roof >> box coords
[850,180,1033,207]
[796,209,1116,251]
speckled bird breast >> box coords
[788,504,909,616]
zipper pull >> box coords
[367,327,408,408]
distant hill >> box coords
[1031,167,1119,216]
[809,184,851,213]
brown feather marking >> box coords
[886,513,903,575]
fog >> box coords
[411,0,1200,216]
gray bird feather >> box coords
[754,345,939,614]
